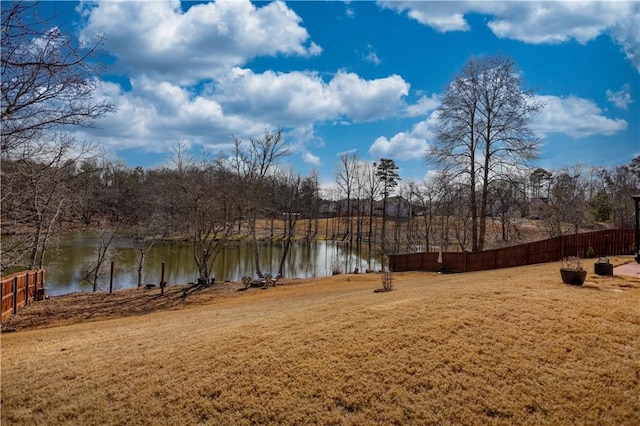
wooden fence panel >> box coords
[437,252,465,273]
[2,270,45,322]
[389,229,635,274]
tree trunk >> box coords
[250,218,264,278]
[137,249,145,287]
[37,199,64,269]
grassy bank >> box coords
[2,259,639,425]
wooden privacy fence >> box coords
[2,270,46,322]
[389,229,635,274]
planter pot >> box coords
[594,258,613,276]
[560,269,587,286]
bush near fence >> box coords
[2,270,46,322]
[389,229,635,273]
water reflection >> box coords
[44,233,382,295]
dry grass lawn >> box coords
[2,257,639,425]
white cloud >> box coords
[73,68,411,155]
[404,94,440,117]
[368,112,437,160]
[609,10,640,72]
[343,0,355,19]
[336,148,358,157]
[606,84,633,110]
[370,133,427,161]
[533,95,628,138]
[360,44,381,65]
[214,68,410,124]
[328,71,409,121]
[79,0,321,85]
[302,152,321,166]
[379,1,640,71]
[71,77,265,153]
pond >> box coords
[43,233,382,295]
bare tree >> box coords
[81,227,118,292]
[168,142,236,285]
[600,159,639,228]
[225,129,289,278]
[413,175,447,252]
[335,152,359,244]
[1,2,114,273]
[1,1,114,153]
[361,161,382,242]
[0,137,97,271]
[542,166,587,237]
[428,54,543,251]
[352,162,367,245]
[275,168,304,277]
[491,178,527,244]
[131,217,163,287]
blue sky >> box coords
[41,0,639,186]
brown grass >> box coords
[2,258,639,425]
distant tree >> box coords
[361,161,382,242]
[275,168,303,278]
[226,129,289,278]
[428,54,543,251]
[413,176,443,252]
[601,160,639,228]
[542,166,587,237]
[335,153,359,243]
[300,170,320,241]
[81,227,118,292]
[530,168,553,200]
[167,142,236,285]
[629,155,640,179]
[376,158,400,256]
[588,189,612,222]
[492,178,527,243]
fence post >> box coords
[109,261,114,294]
[25,273,29,306]
[13,277,18,314]
[160,262,165,296]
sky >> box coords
[38,0,640,187]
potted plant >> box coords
[560,256,587,286]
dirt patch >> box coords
[1,280,248,332]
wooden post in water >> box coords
[160,262,165,296]
[109,261,114,294]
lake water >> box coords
[44,233,382,295]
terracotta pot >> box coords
[560,269,587,286]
